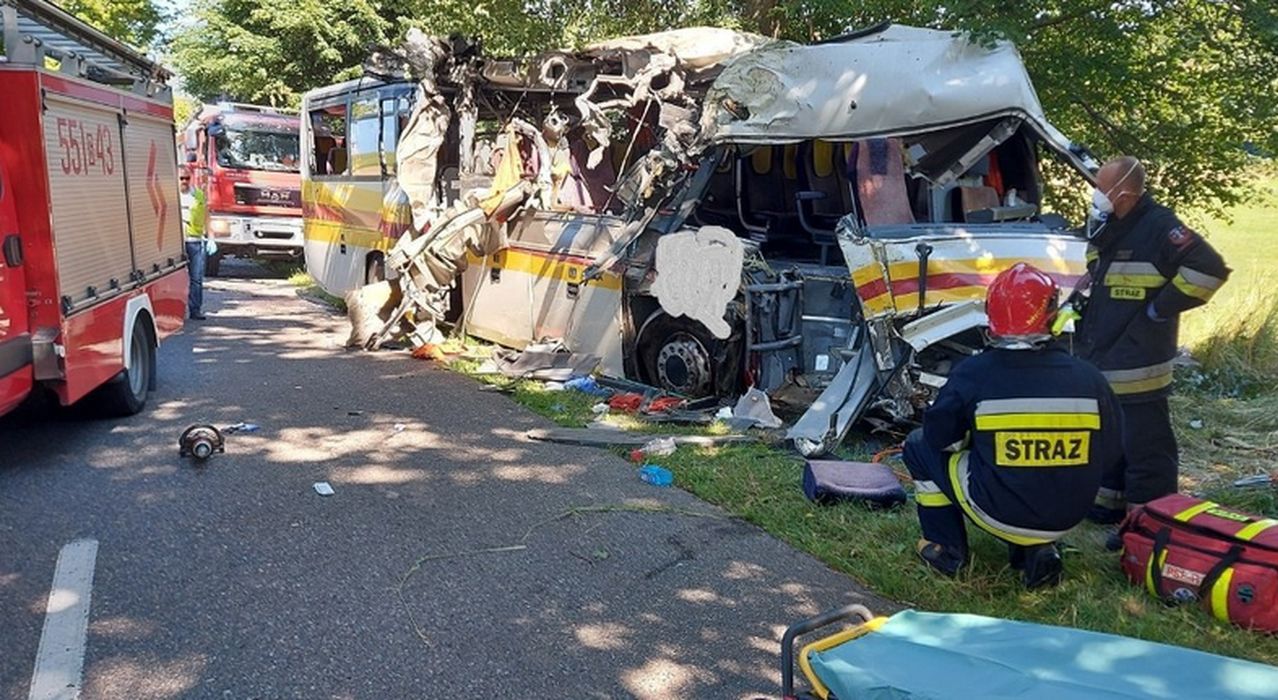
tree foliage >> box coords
[169,0,1277,212]
[169,0,399,107]
[61,0,164,48]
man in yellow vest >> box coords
[180,171,208,320]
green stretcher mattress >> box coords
[807,610,1278,699]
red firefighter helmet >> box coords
[986,262,1060,341]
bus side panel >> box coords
[0,71,62,332]
[122,111,184,281]
[41,93,134,311]
[302,178,385,296]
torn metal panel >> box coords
[701,25,1082,171]
[900,300,987,352]
[650,226,743,339]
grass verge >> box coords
[433,175,1278,664]
[283,267,348,312]
[443,346,1278,665]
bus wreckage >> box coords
[304,24,1099,455]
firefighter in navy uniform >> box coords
[904,263,1124,588]
[1073,157,1230,522]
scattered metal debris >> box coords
[526,427,748,447]
[224,422,260,434]
[179,424,224,460]
[313,481,335,496]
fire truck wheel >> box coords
[205,253,222,277]
[97,320,154,416]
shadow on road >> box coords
[0,274,880,700]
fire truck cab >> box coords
[0,0,187,418]
[180,103,304,274]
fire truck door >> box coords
[0,160,34,412]
[121,112,183,280]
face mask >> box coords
[1085,160,1139,240]
[1091,188,1114,215]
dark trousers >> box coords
[1099,398,1177,507]
[185,239,205,316]
[903,429,969,555]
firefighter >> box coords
[180,172,208,320]
[1074,157,1230,523]
[904,263,1124,588]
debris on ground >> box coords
[493,340,601,381]
[564,375,611,397]
[802,460,906,507]
[411,344,449,362]
[178,424,225,460]
[224,422,260,434]
[1189,418,1206,430]
[1233,472,1278,489]
[313,481,335,496]
[607,393,686,415]
[639,464,674,487]
[730,387,783,429]
[393,423,407,433]
[591,402,610,415]
[526,427,749,448]
[640,436,678,457]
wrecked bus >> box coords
[302,25,1099,455]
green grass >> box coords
[284,268,348,312]
[435,172,1278,664]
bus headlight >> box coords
[208,217,234,238]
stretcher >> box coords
[782,605,1278,700]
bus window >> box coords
[379,96,409,176]
[349,97,381,177]
[309,105,347,177]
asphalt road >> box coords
[0,261,887,700]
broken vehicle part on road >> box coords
[301,24,1099,455]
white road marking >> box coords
[28,539,99,700]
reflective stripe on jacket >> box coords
[1076,194,1230,401]
[922,346,1125,535]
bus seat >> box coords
[959,186,1000,217]
[328,147,348,176]
[853,138,913,226]
[802,140,854,219]
[569,135,616,213]
[695,148,738,226]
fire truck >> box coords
[0,0,187,418]
[180,103,303,275]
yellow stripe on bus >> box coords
[468,249,624,291]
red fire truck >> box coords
[180,103,303,275]
[0,0,186,418]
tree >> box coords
[60,0,164,49]
[168,0,1275,212]
[763,0,1278,214]
[169,0,397,107]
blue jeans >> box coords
[185,239,205,316]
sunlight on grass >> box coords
[428,171,1278,665]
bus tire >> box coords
[636,313,728,399]
[96,318,155,417]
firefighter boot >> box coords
[916,539,966,578]
[1015,543,1063,589]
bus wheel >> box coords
[637,314,719,399]
[365,255,386,285]
[96,319,154,416]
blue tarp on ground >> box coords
[810,610,1278,699]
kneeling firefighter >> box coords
[904,263,1124,588]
